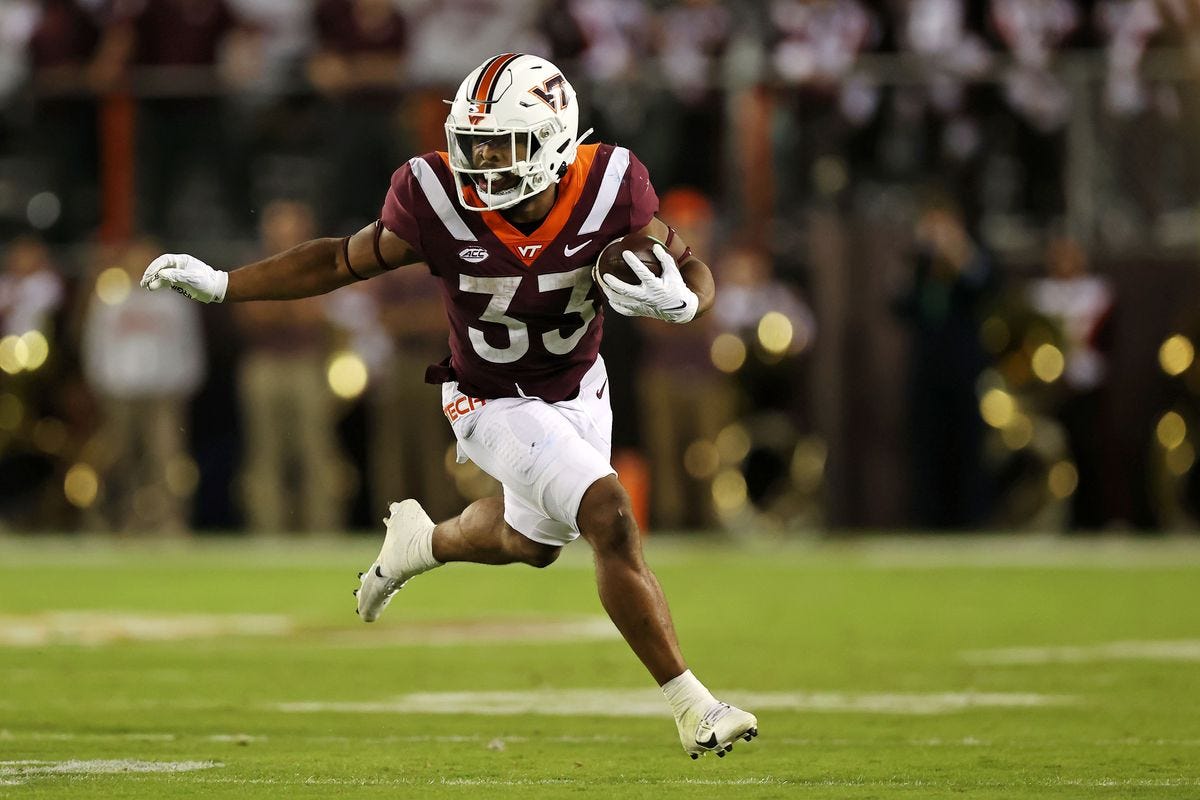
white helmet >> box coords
[445,53,592,212]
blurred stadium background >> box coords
[6,3,1200,796]
[3,0,1200,537]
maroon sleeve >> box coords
[380,160,425,259]
[626,151,659,230]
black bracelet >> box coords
[372,220,394,271]
[341,235,365,281]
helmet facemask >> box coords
[445,118,566,212]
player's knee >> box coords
[578,476,639,556]
[503,524,562,568]
[523,541,562,569]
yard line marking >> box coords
[275,688,1074,717]
[0,729,636,745]
[0,612,620,649]
[0,612,291,647]
[0,731,177,742]
[0,760,221,785]
[962,640,1200,665]
[326,615,619,647]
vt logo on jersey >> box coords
[517,244,543,259]
[529,74,568,112]
[459,246,489,263]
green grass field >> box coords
[2,533,1199,798]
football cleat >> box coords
[677,701,758,760]
[355,500,436,622]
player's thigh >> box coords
[452,397,614,544]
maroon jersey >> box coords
[380,143,658,402]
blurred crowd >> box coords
[3,0,1200,535]
[4,1,1200,240]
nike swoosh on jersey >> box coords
[564,240,593,257]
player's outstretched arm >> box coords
[142,221,421,303]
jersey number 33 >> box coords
[460,266,596,364]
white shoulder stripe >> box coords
[410,157,476,242]
[577,147,630,235]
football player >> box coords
[142,53,757,758]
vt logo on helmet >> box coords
[445,53,593,212]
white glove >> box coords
[140,253,228,304]
[596,244,698,324]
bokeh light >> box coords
[715,423,751,465]
[64,463,100,508]
[21,331,49,371]
[27,191,61,229]
[712,469,748,512]
[1031,343,1064,383]
[1048,461,1078,499]
[1159,334,1194,377]
[96,267,132,305]
[757,312,793,355]
[710,333,746,373]
[790,437,827,492]
[1156,411,1187,451]
[1000,414,1034,450]
[0,336,26,374]
[979,388,1016,429]
[327,351,368,399]
[1166,440,1195,477]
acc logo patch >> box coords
[459,247,489,263]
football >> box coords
[594,233,665,287]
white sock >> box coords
[662,670,718,721]
[382,503,442,577]
[406,517,441,574]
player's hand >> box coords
[597,244,698,324]
[592,262,652,318]
[141,254,228,304]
